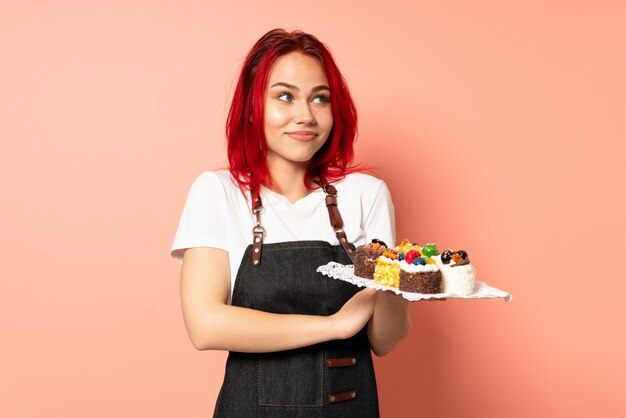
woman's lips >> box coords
[286,131,318,142]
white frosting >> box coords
[378,255,399,264]
[378,256,439,272]
[433,255,476,295]
[400,260,439,272]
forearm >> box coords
[188,304,338,353]
[181,248,378,353]
[367,292,411,356]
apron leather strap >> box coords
[250,188,264,266]
[250,181,354,266]
[316,182,355,263]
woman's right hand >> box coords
[330,288,379,340]
[182,247,380,352]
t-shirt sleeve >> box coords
[363,180,396,248]
[170,172,229,263]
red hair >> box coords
[226,28,361,193]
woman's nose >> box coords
[294,101,316,125]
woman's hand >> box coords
[378,289,410,305]
[330,288,379,340]
[367,289,411,356]
[181,247,361,353]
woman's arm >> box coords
[359,179,410,356]
[367,292,411,357]
[180,247,379,352]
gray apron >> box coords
[213,185,380,417]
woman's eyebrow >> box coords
[311,85,330,93]
[270,82,330,92]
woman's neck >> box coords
[266,159,313,204]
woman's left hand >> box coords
[377,289,410,305]
[367,290,411,356]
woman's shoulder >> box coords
[336,172,386,191]
[189,170,240,194]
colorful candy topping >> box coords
[404,249,419,264]
[364,239,387,252]
[421,243,439,257]
[382,249,398,260]
[451,250,469,265]
[413,257,427,266]
[396,238,425,265]
[397,239,419,254]
[441,249,470,266]
[371,238,388,248]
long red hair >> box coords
[226,28,361,193]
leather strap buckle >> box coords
[322,184,337,198]
[251,189,264,266]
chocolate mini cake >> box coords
[353,240,387,279]
[394,241,441,293]
[399,270,442,293]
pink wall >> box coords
[1,1,624,417]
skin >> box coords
[263,52,334,201]
[180,51,410,356]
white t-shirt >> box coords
[170,171,396,298]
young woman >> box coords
[171,28,410,417]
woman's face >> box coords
[263,52,333,171]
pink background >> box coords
[2,1,624,417]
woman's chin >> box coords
[267,152,318,168]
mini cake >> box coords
[353,239,387,279]
[373,249,401,287]
[398,243,442,293]
[373,241,442,293]
[435,249,476,295]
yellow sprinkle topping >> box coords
[374,258,400,288]
[396,238,422,255]
[382,249,398,260]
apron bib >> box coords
[213,184,380,417]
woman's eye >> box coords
[312,95,330,104]
[277,92,293,102]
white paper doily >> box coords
[317,262,512,302]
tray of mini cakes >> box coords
[317,239,512,302]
